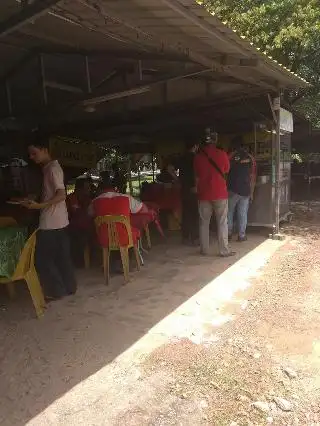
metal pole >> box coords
[307,155,311,211]
[128,155,133,196]
[138,60,143,81]
[151,153,155,182]
[137,162,141,192]
[274,99,281,235]
[39,54,48,106]
[85,55,91,93]
[5,81,12,115]
[307,123,312,211]
[253,122,257,157]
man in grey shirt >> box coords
[22,137,77,301]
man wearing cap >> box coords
[194,129,235,257]
[228,136,256,242]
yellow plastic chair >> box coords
[144,224,152,250]
[168,211,181,231]
[0,231,45,318]
[0,217,17,228]
[95,215,141,285]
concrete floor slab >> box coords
[0,232,284,425]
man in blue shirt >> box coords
[228,136,256,242]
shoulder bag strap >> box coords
[200,147,226,180]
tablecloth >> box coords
[0,227,27,278]
[130,207,165,237]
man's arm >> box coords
[21,190,66,210]
[129,196,147,214]
[87,202,94,217]
[193,155,200,192]
[223,152,230,174]
[22,165,66,210]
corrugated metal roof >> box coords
[0,0,308,133]
[0,0,307,86]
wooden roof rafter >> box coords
[0,0,62,39]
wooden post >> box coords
[137,162,141,192]
[39,54,47,106]
[253,122,257,158]
[307,155,311,211]
[270,94,283,239]
[128,155,133,196]
[84,55,91,93]
[5,81,12,115]
[274,101,281,235]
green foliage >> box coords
[197,0,320,127]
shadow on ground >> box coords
[0,230,267,426]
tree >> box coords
[197,0,320,127]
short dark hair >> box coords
[75,178,90,191]
[29,132,50,149]
[100,171,113,188]
[185,140,198,150]
[231,135,244,150]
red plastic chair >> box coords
[93,195,141,284]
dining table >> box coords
[141,183,181,212]
[0,227,28,279]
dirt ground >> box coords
[1,203,320,425]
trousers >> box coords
[198,199,229,255]
[181,191,199,242]
[35,228,77,298]
[228,192,250,238]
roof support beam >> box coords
[45,80,84,95]
[82,68,212,106]
[8,45,193,63]
[75,90,268,139]
[240,58,259,67]
[71,0,273,90]
[0,0,61,39]
[158,0,275,90]
[180,49,274,91]
[219,56,259,67]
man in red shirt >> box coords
[194,129,235,257]
[89,171,146,217]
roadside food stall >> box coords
[0,0,309,289]
[0,1,308,237]
[134,103,294,231]
[246,107,294,228]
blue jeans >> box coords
[228,192,250,238]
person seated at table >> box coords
[67,178,94,266]
[67,177,92,216]
[89,171,148,218]
[112,162,128,194]
[89,171,164,248]
[157,163,178,185]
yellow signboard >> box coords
[50,137,97,168]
